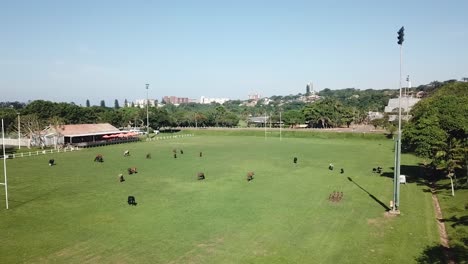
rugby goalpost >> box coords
[1,119,9,209]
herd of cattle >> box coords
[46,147,383,207]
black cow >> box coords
[127,196,137,206]
[94,154,104,162]
[197,172,205,180]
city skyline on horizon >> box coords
[1,1,467,104]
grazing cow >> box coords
[127,196,137,206]
[94,154,103,162]
[49,159,55,166]
[124,150,130,157]
[293,157,298,164]
[247,171,255,182]
[119,174,125,182]
[127,167,138,175]
[197,172,205,180]
[329,163,334,171]
[340,168,344,174]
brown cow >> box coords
[127,167,138,175]
[247,171,255,182]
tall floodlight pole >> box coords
[146,84,150,138]
[17,112,21,149]
[264,112,267,140]
[393,26,405,213]
[1,119,9,209]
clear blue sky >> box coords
[1,0,467,105]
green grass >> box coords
[0,135,440,263]
[435,179,468,263]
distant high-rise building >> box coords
[306,82,313,95]
[248,93,260,101]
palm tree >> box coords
[433,137,465,196]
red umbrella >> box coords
[127,132,137,137]
[102,135,111,139]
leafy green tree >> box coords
[149,107,171,128]
[283,110,305,127]
[403,82,468,184]
[22,100,56,120]
[114,99,120,109]
[100,100,106,108]
[0,107,19,133]
[303,98,345,128]
[86,99,90,107]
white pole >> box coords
[18,113,21,150]
[264,112,267,140]
[406,75,411,120]
[269,112,272,129]
[280,111,282,141]
[2,119,9,209]
[146,84,150,138]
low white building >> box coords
[200,96,230,104]
[384,96,420,113]
[367,111,384,121]
[384,96,420,121]
[133,99,157,108]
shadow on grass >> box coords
[416,244,468,264]
[441,215,468,228]
[346,177,390,211]
[8,188,59,208]
[380,165,429,186]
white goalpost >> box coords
[1,119,9,209]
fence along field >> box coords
[0,134,440,263]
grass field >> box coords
[0,134,441,263]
